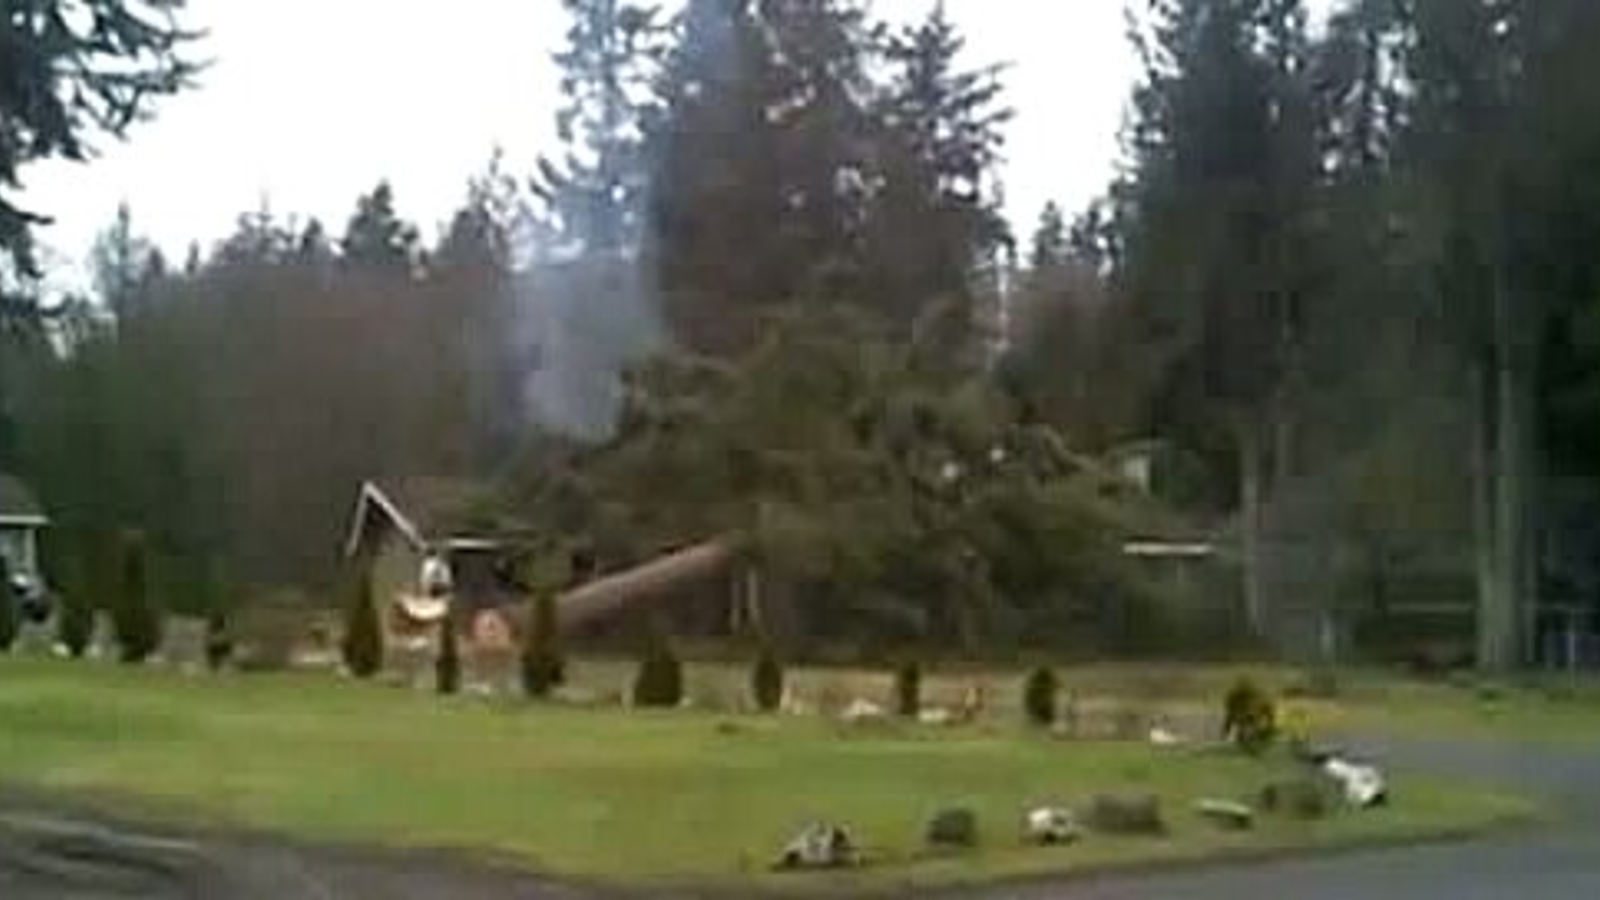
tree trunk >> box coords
[1272,389,1296,491]
[1239,426,1266,640]
[1482,267,1527,672]
[1516,346,1542,665]
[1471,356,1501,668]
[556,538,738,634]
[1489,346,1526,671]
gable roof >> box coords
[0,474,46,524]
[344,477,530,557]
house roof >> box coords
[344,477,530,557]
[0,474,46,524]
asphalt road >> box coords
[1,733,1596,899]
[0,799,597,900]
[969,732,1600,900]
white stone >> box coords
[1148,726,1184,747]
[841,698,886,723]
[775,822,857,870]
[1323,757,1387,808]
[1024,806,1081,845]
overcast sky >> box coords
[23,1,1138,292]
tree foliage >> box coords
[0,555,16,652]
[341,182,419,274]
[436,612,462,695]
[631,624,683,708]
[521,592,566,698]
[341,568,383,679]
[647,0,1008,358]
[112,530,161,663]
[0,0,199,285]
[506,304,1174,651]
[55,550,95,658]
[536,0,665,256]
[894,659,921,717]
[1022,666,1058,727]
[751,643,784,712]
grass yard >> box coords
[0,658,1536,891]
[1307,674,1600,745]
[547,657,1600,747]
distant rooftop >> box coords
[0,474,46,523]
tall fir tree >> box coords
[647,0,880,355]
[536,0,666,257]
[866,0,1011,339]
[1,0,198,303]
[1116,0,1321,636]
[341,182,419,274]
[89,203,157,321]
[1028,202,1069,275]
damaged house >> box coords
[344,478,534,667]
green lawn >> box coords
[1304,674,1600,745]
[0,658,1534,891]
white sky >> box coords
[22,0,1138,293]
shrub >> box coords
[0,555,16,653]
[894,660,921,718]
[1023,666,1059,727]
[111,532,161,664]
[436,613,461,695]
[340,568,383,679]
[56,554,94,658]
[1222,677,1277,755]
[204,609,233,671]
[751,645,784,712]
[632,627,683,708]
[924,807,979,849]
[521,592,565,698]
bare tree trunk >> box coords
[1516,350,1542,665]
[1239,426,1266,640]
[1489,349,1524,670]
[1471,356,1500,668]
[1272,387,1296,491]
[1482,269,1525,672]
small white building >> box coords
[0,473,48,603]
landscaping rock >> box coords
[841,698,887,724]
[1083,794,1165,835]
[1023,806,1082,845]
[925,807,979,850]
[1195,798,1255,830]
[773,823,859,871]
[1148,726,1184,747]
[1323,756,1388,809]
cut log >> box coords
[555,538,739,633]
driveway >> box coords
[0,796,596,900]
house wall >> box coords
[0,526,39,579]
[371,532,422,613]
